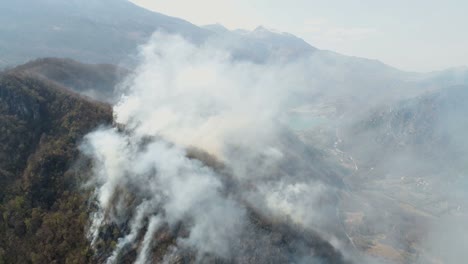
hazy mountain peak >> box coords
[252,25,282,34]
[203,23,230,33]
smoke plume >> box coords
[81,30,468,263]
[81,32,354,263]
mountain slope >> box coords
[13,58,128,103]
[0,0,211,67]
[0,60,353,264]
[203,24,318,62]
[0,68,112,263]
[345,85,468,173]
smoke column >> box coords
[81,33,354,263]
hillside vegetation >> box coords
[0,66,112,263]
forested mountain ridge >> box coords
[0,66,112,263]
[12,58,128,103]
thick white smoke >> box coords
[81,32,350,263]
[80,29,468,264]
[78,28,468,263]
[113,33,313,156]
[83,128,247,262]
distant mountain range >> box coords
[0,0,321,66]
[1,0,467,101]
[0,0,210,66]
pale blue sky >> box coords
[130,0,468,72]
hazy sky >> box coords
[130,0,467,72]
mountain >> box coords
[203,24,318,62]
[318,85,468,263]
[0,60,352,264]
[0,0,407,87]
[1,0,465,99]
[345,84,468,174]
[1,1,467,263]
[415,66,468,89]
[0,0,319,67]
[0,65,112,263]
[1,0,454,110]
[0,0,211,67]
[12,58,128,103]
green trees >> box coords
[0,68,112,263]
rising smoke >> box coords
[81,33,354,263]
[81,32,468,264]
